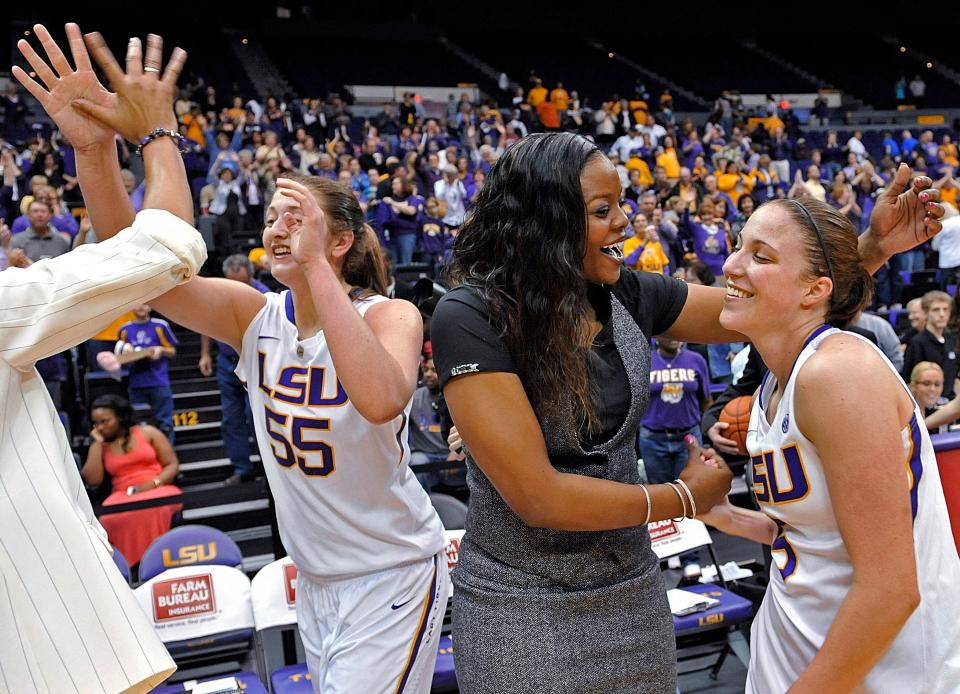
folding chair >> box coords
[139,525,244,582]
[649,518,753,682]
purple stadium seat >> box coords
[111,546,131,583]
[139,524,243,582]
[271,664,312,693]
[150,671,267,693]
[672,583,754,635]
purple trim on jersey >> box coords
[907,413,923,522]
[803,324,833,349]
[758,371,771,411]
[285,290,295,325]
[396,554,439,693]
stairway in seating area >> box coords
[86,321,278,575]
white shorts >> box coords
[296,552,449,694]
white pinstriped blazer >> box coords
[0,209,206,693]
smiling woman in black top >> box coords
[430,132,942,693]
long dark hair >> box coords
[447,132,604,430]
[285,174,390,297]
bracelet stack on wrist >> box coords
[675,479,697,518]
[136,128,191,156]
[665,482,688,521]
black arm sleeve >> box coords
[430,287,518,390]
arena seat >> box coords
[139,524,244,582]
[251,556,305,684]
[111,546,131,584]
[429,493,468,530]
[649,517,753,681]
[134,563,257,684]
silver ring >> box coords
[144,66,160,73]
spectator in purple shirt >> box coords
[378,176,423,264]
[679,199,730,277]
[118,306,178,444]
[10,185,78,237]
[638,336,712,485]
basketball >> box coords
[718,396,752,455]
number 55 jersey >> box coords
[237,291,445,583]
[745,326,960,694]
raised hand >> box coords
[868,163,944,256]
[12,23,116,152]
[72,31,186,143]
[276,177,330,267]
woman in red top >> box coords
[82,394,182,566]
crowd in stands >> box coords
[3,64,960,536]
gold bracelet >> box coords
[640,484,652,526]
[665,482,687,521]
[674,479,696,518]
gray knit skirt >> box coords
[451,562,677,694]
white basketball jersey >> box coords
[745,326,960,694]
[237,291,445,582]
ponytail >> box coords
[343,224,390,297]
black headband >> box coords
[788,199,835,288]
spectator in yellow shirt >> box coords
[527,79,548,107]
[550,83,570,112]
[624,222,670,275]
[625,151,654,186]
[716,160,753,207]
[939,134,959,168]
[655,135,681,180]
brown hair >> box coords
[772,198,872,327]
[286,174,390,297]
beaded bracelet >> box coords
[136,128,191,156]
[665,482,687,522]
[675,479,697,518]
[640,484,652,526]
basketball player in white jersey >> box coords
[700,197,960,692]
[6,24,203,691]
[75,34,447,693]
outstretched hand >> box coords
[276,178,330,267]
[868,163,944,256]
[13,23,116,152]
[71,31,186,143]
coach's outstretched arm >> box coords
[1,26,206,370]
[59,29,268,354]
